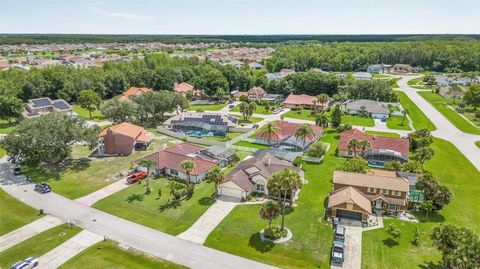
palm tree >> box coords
[348,138,360,158]
[415,147,435,164]
[315,114,329,127]
[294,124,315,152]
[401,109,409,126]
[267,169,302,231]
[257,122,280,146]
[206,166,224,195]
[138,159,157,194]
[259,201,281,229]
[316,93,329,112]
[180,160,195,188]
[239,102,248,121]
[312,99,318,116]
[247,102,256,121]
[358,140,372,157]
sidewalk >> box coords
[37,230,103,269]
[0,215,63,252]
[74,179,130,206]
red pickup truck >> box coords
[126,171,148,184]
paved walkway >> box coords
[74,179,130,206]
[37,230,104,269]
[177,197,239,244]
[0,215,64,252]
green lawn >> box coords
[283,109,315,121]
[407,77,424,86]
[390,77,400,89]
[283,109,375,127]
[232,116,264,124]
[373,74,390,79]
[365,131,401,138]
[205,131,341,268]
[231,104,274,115]
[362,137,480,268]
[0,225,82,268]
[72,105,108,122]
[418,92,480,135]
[0,146,5,159]
[396,91,436,131]
[201,132,243,142]
[476,141,480,148]
[0,119,17,134]
[59,240,186,269]
[386,115,412,130]
[188,103,226,111]
[0,188,41,236]
[22,138,169,199]
[233,141,270,149]
[93,179,215,235]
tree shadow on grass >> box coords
[126,193,145,203]
[198,196,216,206]
[382,238,399,248]
[158,199,181,212]
[411,211,445,224]
[248,232,275,253]
[26,158,92,182]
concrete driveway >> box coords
[331,226,362,269]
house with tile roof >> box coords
[217,151,302,199]
[98,122,152,155]
[344,99,390,119]
[173,82,203,100]
[22,97,73,119]
[119,86,153,101]
[247,86,267,101]
[254,121,323,152]
[138,143,217,183]
[338,129,409,166]
[328,170,410,222]
[283,93,317,109]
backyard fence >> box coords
[156,126,227,147]
[301,142,331,163]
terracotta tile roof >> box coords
[119,86,153,101]
[363,193,407,206]
[338,129,409,157]
[333,170,409,192]
[233,91,248,98]
[99,122,151,142]
[328,186,372,213]
[283,94,316,106]
[173,82,194,93]
[165,143,203,155]
[247,86,266,97]
[255,121,323,143]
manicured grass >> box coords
[390,77,400,88]
[231,104,274,115]
[0,119,17,134]
[0,146,5,159]
[93,179,215,235]
[0,225,82,268]
[476,141,480,148]
[201,132,243,142]
[188,103,226,111]
[22,138,169,199]
[407,77,424,86]
[365,131,401,138]
[233,141,270,149]
[362,137,480,268]
[283,109,315,121]
[373,74,390,79]
[205,131,341,268]
[386,115,412,130]
[59,240,186,269]
[396,91,436,131]
[232,116,264,124]
[72,105,107,122]
[342,115,375,127]
[418,92,480,134]
[0,188,41,236]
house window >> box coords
[369,188,376,193]
[393,191,400,196]
[255,184,265,193]
[169,169,178,176]
[382,189,388,195]
[347,150,353,156]
[387,204,397,211]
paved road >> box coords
[397,76,480,171]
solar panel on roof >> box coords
[53,101,70,110]
[32,98,52,108]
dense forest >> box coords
[1,34,479,45]
[266,41,480,72]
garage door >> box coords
[220,187,243,199]
[336,209,362,221]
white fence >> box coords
[228,145,258,152]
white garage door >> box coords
[220,187,243,199]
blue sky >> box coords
[1,0,479,34]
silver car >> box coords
[10,257,39,269]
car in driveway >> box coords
[334,225,346,244]
[331,243,345,266]
[13,167,22,175]
[10,256,39,269]
[127,171,148,184]
[34,183,51,194]
[228,104,235,109]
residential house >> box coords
[283,94,316,109]
[163,112,238,137]
[261,94,284,104]
[173,82,203,100]
[367,64,385,74]
[338,129,409,166]
[233,91,248,101]
[119,86,153,101]
[353,72,373,80]
[249,62,265,70]
[254,121,323,152]
[197,145,237,167]
[22,97,73,119]
[139,143,217,183]
[344,99,390,119]
[217,151,302,199]
[392,64,413,73]
[280,68,295,76]
[328,170,410,222]
[247,86,267,101]
[98,122,152,155]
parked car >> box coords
[13,167,22,175]
[10,257,39,269]
[34,183,51,194]
[331,243,345,266]
[334,225,346,244]
[127,171,148,184]
[228,104,235,109]
[252,124,259,129]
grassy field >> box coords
[93,179,215,235]
[231,104,274,115]
[233,116,264,124]
[205,131,341,268]
[283,109,375,127]
[476,141,480,148]
[0,225,82,268]
[0,189,41,236]
[22,138,169,199]
[201,132,243,142]
[283,109,316,121]
[373,74,391,79]
[0,119,17,134]
[188,103,226,111]
[362,137,480,268]
[59,240,186,269]
[72,105,107,122]
[386,115,412,130]
[418,92,480,135]
[407,77,424,86]
[396,91,436,131]
[365,131,401,138]
[233,141,270,149]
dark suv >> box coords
[34,183,51,194]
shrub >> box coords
[264,225,288,240]
[475,110,480,119]
[306,141,327,158]
[290,105,301,111]
[336,124,352,133]
[293,156,303,167]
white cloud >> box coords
[89,6,154,20]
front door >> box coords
[375,199,383,209]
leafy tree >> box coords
[239,95,249,103]
[294,124,315,152]
[1,113,99,165]
[77,89,102,119]
[193,68,229,97]
[401,160,423,173]
[416,173,452,210]
[337,158,369,173]
[180,160,195,188]
[447,85,463,104]
[138,159,156,194]
[100,98,137,124]
[315,114,329,127]
[387,224,401,242]
[408,129,433,150]
[257,122,280,146]
[0,95,23,123]
[418,200,435,220]
[330,105,342,128]
[206,166,224,195]
[384,160,403,171]
[306,141,327,158]
[415,146,435,164]
[463,83,480,110]
[259,201,281,229]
